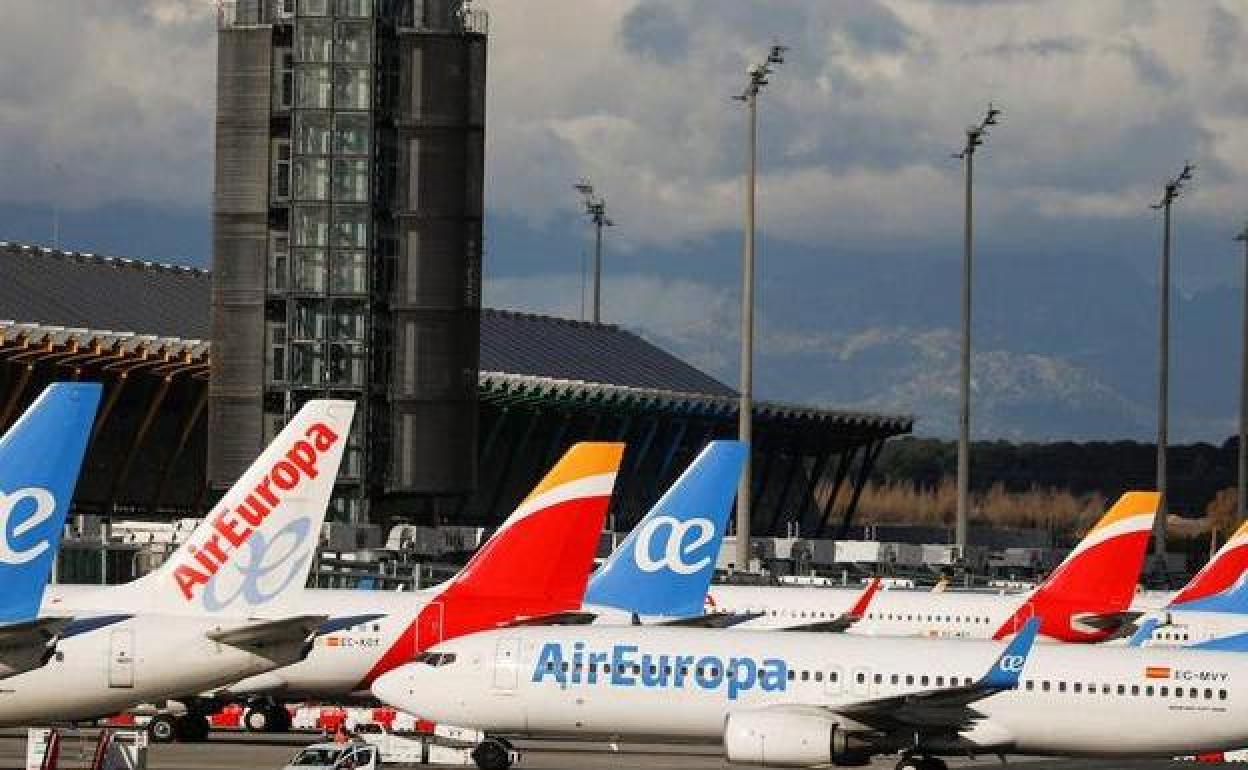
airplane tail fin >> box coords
[440,442,624,608]
[0,383,100,624]
[1168,572,1248,615]
[585,441,746,618]
[118,399,355,615]
[994,491,1157,641]
[357,443,624,688]
[1168,519,1248,607]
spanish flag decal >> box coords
[1145,666,1171,679]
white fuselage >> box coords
[44,585,435,699]
[0,613,303,724]
[377,626,1248,758]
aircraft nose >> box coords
[371,668,413,709]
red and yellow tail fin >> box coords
[995,491,1157,642]
[1170,519,1248,607]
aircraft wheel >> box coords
[916,758,948,770]
[176,714,211,743]
[147,715,178,744]
[267,705,292,733]
[243,706,272,733]
[471,738,513,770]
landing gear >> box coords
[147,715,177,744]
[243,702,291,733]
[471,737,515,770]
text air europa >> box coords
[173,422,340,600]
[532,642,788,700]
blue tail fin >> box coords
[1170,573,1248,615]
[585,441,746,618]
[0,383,100,623]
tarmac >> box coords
[0,730,1232,770]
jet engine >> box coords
[722,708,873,767]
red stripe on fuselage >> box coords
[357,494,610,688]
[993,530,1151,642]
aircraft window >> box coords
[1205,689,1213,700]
[935,676,944,687]
[710,668,719,678]
[955,616,961,623]
[1160,686,1169,696]
[815,671,823,682]
[1146,686,1154,697]
[856,672,866,684]
[1116,685,1125,696]
[1220,690,1228,700]
[1058,682,1066,693]
[1025,680,1034,691]
[891,674,900,685]
[906,675,914,686]
[920,676,929,686]
[1189,688,1199,699]
[829,671,839,682]
[1130,685,1139,696]
[787,670,796,682]
[1101,684,1110,695]
[801,671,810,682]
[907,615,913,621]
[680,666,689,677]
[561,663,570,673]
[965,677,974,686]
[632,665,642,675]
[574,663,583,672]
[663,666,672,676]
[545,661,555,672]
[873,673,882,684]
[1175,688,1183,699]
[1042,681,1051,692]
[373,624,380,632]
[649,665,657,676]
[1073,683,1081,694]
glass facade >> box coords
[268,3,377,523]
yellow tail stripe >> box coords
[1090,491,1160,533]
[522,442,625,503]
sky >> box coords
[1,0,1246,441]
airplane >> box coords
[373,615,1248,770]
[0,382,100,677]
[1127,573,1248,647]
[11,399,355,739]
[168,440,742,739]
[705,491,1159,641]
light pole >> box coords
[951,104,1001,557]
[732,44,785,572]
[1150,161,1195,563]
[574,180,614,324]
[1236,220,1248,522]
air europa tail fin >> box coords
[994,491,1157,642]
[0,383,100,624]
[119,399,355,615]
[585,441,745,618]
[1168,519,1248,607]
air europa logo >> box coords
[532,642,787,700]
[173,421,340,601]
[0,487,57,565]
[633,515,716,575]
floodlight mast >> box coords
[1235,219,1248,523]
[952,103,1002,559]
[733,43,785,573]
[1150,161,1195,565]
[574,180,615,323]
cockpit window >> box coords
[414,652,458,667]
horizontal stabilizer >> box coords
[60,614,133,639]
[1125,617,1163,647]
[0,617,71,651]
[1072,610,1143,632]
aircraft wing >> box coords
[207,615,329,657]
[657,612,762,629]
[781,577,882,633]
[831,617,1040,734]
[503,611,599,627]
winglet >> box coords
[586,440,746,618]
[1126,616,1162,648]
[979,617,1040,690]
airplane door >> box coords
[851,666,871,697]
[492,637,521,692]
[108,629,134,689]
